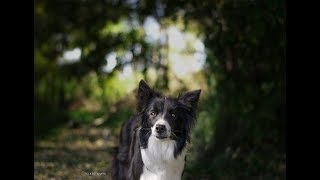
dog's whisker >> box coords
[171,129,182,132]
[170,132,179,140]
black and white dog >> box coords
[112,80,201,180]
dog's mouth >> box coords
[154,134,168,139]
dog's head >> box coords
[137,80,201,153]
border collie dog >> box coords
[112,80,201,180]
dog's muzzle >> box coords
[153,120,170,139]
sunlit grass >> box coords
[34,125,115,180]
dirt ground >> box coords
[34,125,118,180]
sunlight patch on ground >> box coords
[34,126,116,179]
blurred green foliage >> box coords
[35,0,285,179]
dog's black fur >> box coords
[112,80,201,180]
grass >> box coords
[34,97,134,179]
[34,125,116,180]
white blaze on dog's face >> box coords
[151,118,171,139]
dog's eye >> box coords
[171,113,175,117]
[150,111,156,116]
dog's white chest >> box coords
[140,136,186,180]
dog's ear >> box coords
[136,80,158,112]
[178,89,201,112]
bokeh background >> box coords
[34,0,286,179]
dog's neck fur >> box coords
[140,135,187,180]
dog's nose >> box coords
[155,124,166,133]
